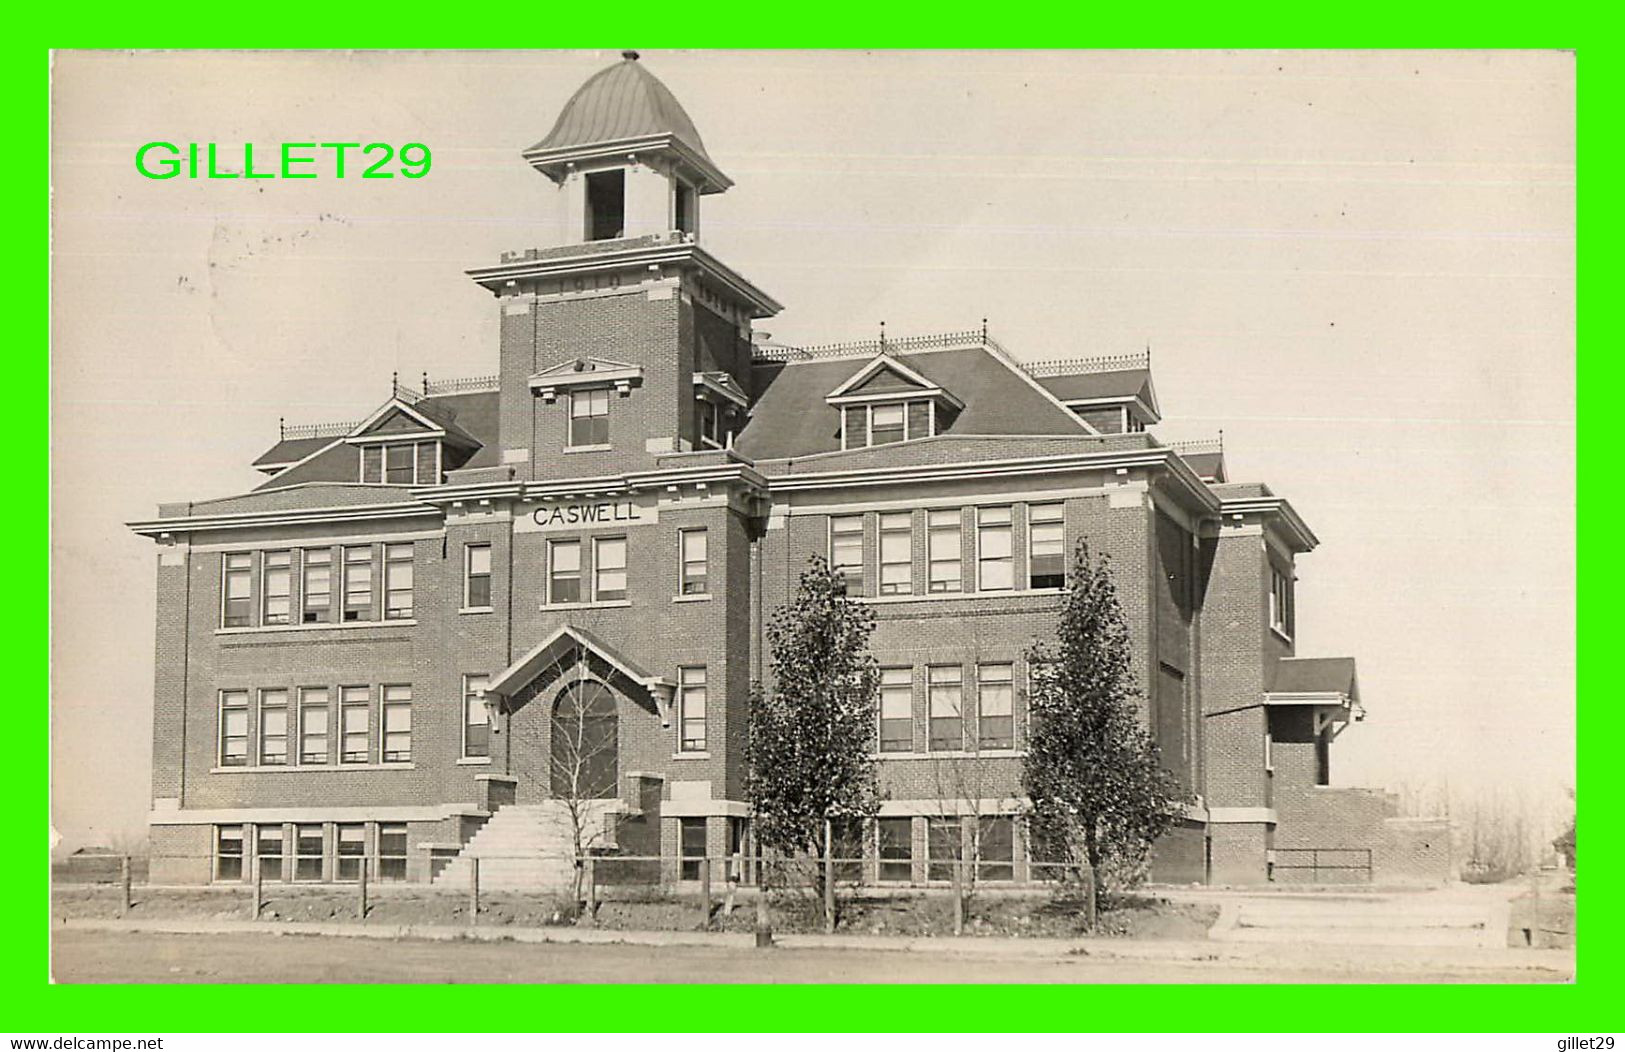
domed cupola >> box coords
[522,52,731,246]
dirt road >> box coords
[50,929,1572,984]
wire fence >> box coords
[52,852,1096,933]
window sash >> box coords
[878,513,912,595]
[382,687,412,763]
[569,389,610,447]
[927,818,961,881]
[298,690,330,765]
[384,443,414,484]
[361,446,382,483]
[977,508,1014,591]
[261,551,292,625]
[679,529,708,594]
[258,690,289,766]
[342,547,373,621]
[830,516,865,595]
[878,818,913,881]
[215,825,245,882]
[463,674,491,758]
[340,689,370,764]
[549,540,582,604]
[927,512,962,592]
[335,823,366,881]
[219,691,249,766]
[928,667,963,751]
[465,544,493,608]
[1029,504,1066,587]
[594,537,627,601]
[678,667,707,752]
[977,816,1015,881]
[384,543,414,619]
[302,549,331,622]
[978,664,1015,750]
[222,553,253,627]
[378,823,408,882]
[878,668,913,753]
[870,403,905,445]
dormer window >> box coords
[693,371,749,449]
[585,169,626,241]
[359,440,440,485]
[826,353,964,452]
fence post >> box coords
[723,851,741,917]
[700,855,713,930]
[823,819,836,934]
[252,855,263,921]
[951,857,964,936]
[584,856,597,926]
[468,857,480,927]
[119,856,132,916]
[357,858,368,921]
[754,854,773,948]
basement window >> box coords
[585,169,626,241]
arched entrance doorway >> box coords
[550,680,618,799]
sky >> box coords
[50,49,1574,849]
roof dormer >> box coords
[345,394,481,485]
[826,354,964,450]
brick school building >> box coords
[130,53,1448,889]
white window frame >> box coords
[342,545,373,623]
[677,666,707,753]
[547,538,583,605]
[678,528,709,596]
[975,506,1014,592]
[462,673,492,760]
[383,542,414,620]
[878,512,913,595]
[976,663,1015,751]
[566,388,612,450]
[878,667,913,753]
[339,686,371,765]
[221,552,253,628]
[927,665,964,752]
[829,515,865,595]
[302,547,332,623]
[1027,503,1066,590]
[464,543,493,610]
[298,687,330,766]
[927,509,963,594]
[1270,566,1295,640]
[381,685,412,764]
[257,688,290,766]
[592,535,628,602]
[218,689,250,767]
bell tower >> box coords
[467,52,780,479]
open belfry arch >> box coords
[128,52,1448,891]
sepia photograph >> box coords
[48,48,1575,993]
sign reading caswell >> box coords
[515,495,659,533]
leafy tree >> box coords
[1022,539,1189,905]
[745,556,882,911]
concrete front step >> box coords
[432,801,616,891]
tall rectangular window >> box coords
[219,690,249,767]
[830,515,865,596]
[679,529,708,595]
[1028,503,1065,589]
[870,403,905,445]
[928,665,963,752]
[976,506,1014,592]
[298,688,329,765]
[679,817,707,881]
[384,543,414,619]
[977,664,1014,751]
[335,823,366,882]
[548,539,582,604]
[1270,567,1295,638]
[878,667,913,753]
[302,548,331,623]
[261,551,292,625]
[927,510,962,593]
[464,544,492,609]
[340,687,370,764]
[568,388,610,447]
[256,825,284,882]
[463,674,491,759]
[584,169,626,242]
[977,816,1015,882]
[415,441,438,485]
[294,824,324,882]
[594,536,627,602]
[377,823,408,882]
[878,817,913,882]
[215,825,244,882]
[381,685,412,763]
[678,666,707,752]
[342,546,373,622]
[927,816,961,882]
[257,689,289,766]
[361,445,382,483]
[222,553,253,627]
[879,512,912,595]
[385,443,414,484]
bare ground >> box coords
[49,928,1573,984]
